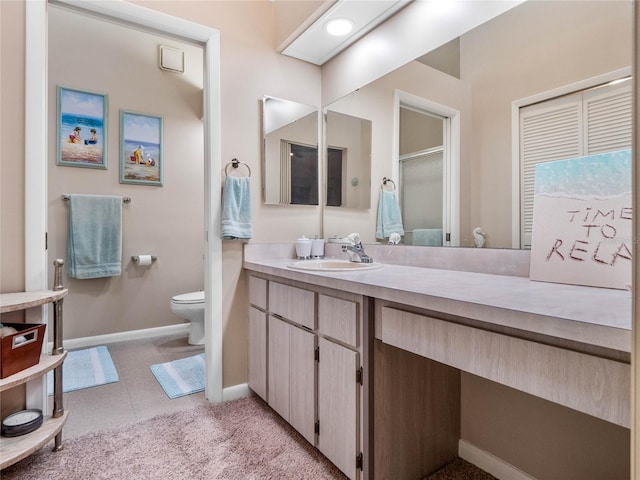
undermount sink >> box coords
[287,259,382,272]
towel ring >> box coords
[381,177,396,191]
[225,158,251,177]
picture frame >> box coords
[57,86,108,169]
[119,110,163,186]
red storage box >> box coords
[0,323,46,379]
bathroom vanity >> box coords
[244,244,632,479]
[248,273,368,479]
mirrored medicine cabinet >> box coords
[262,96,319,206]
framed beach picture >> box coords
[57,86,107,169]
[120,110,163,186]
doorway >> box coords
[399,107,445,246]
[394,90,460,246]
[25,0,223,411]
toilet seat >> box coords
[171,291,204,305]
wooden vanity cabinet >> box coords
[247,274,366,480]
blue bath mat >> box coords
[150,353,205,399]
[47,345,119,394]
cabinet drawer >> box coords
[318,294,359,347]
[380,306,630,428]
[248,276,267,310]
[269,282,315,330]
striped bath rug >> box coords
[47,345,119,394]
[150,353,205,399]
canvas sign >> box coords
[529,150,633,290]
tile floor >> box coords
[53,333,206,440]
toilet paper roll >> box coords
[137,255,153,266]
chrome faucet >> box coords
[342,242,373,263]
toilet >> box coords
[170,291,205,345]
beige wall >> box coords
[47,6,205,339]
[399,108,443,157]
[0,0,26,296]
[462,373,630,479]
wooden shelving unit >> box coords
[0,260,68,470]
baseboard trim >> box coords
[459,439,536,480]
[47,323,190,351]
[222,383,251,402]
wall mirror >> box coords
[321,0,632,249]
[263,96,319,205]
[325,110,372,209]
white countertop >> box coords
[244,258,632,355]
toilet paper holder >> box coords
[131,255,157,264]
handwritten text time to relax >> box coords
[545,207,633,266]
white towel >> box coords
[221,176,252,240]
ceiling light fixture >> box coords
[325,18,354,37]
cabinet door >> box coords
[268,316,290,420]
[248,306,267,400]
[318,337,360,480]
[289,326,316,444]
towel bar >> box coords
[61,194,132,203]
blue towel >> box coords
[221,176,252,240]
[412,228,443,246]
[67,194,122,279]
[375,190,404,239]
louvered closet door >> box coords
[583,82,632,155]
[519,80,632,249]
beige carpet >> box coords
[2,395,346,480]
[3,393,495,479]
[427,457,497,480]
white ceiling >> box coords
[281,0,411,66]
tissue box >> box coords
[0,323,46,379]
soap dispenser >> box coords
[295,235,312,260]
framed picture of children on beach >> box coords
[120,110,163,186]
[56,86,107,169]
